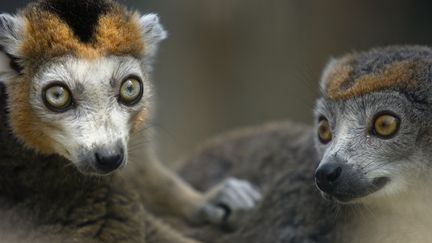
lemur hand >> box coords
[199,177,262,229]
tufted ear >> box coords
[139,14,167,60]
[319,57,339,94]
[0,13,24,83]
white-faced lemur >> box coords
[0,0,260,242]
[177,45,432,243]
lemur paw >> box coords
[200,177,262,229]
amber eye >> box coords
[318,118,332,144]
[372,112,400,139]
[43,83,73,112]
[119,77,143,106]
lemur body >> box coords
[175,46,432,243]
[0,0,260,242]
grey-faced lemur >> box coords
[0,0,261,242]
[176,45,432,243]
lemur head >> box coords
[0,0,166,175]
[314,45,432,204]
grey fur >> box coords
[315,45,432,203]
[173,45,432,243]
[174,121,339,243]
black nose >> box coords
[315,163,342,193]
[94,147,124,173]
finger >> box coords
[240,181,262,201]
[201,203,225,225]
[219,186,246,209]
[229,183,255,208]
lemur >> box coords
[175,45,432,243]
[0,0,261,242]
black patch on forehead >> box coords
[39,0,112,43]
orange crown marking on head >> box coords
[19,4,144,62]
[325,60,417,100]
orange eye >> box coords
[318,118,332,144]
[372,113,400,139]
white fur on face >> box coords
[29,55,152,172]
[316,111,418,203]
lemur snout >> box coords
[93,145,125,173]
[315,155,390,202]
[315,163,342,193]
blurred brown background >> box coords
[3,0,432,163]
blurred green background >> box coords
[3,0,432,163]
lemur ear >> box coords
[0,13,24,83]
[139,14,167,59]
[319,57,339,93]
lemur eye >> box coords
[119,76,143,106]
[372,112,400,139]
[43,83,73,112]
[318,118,332,144]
